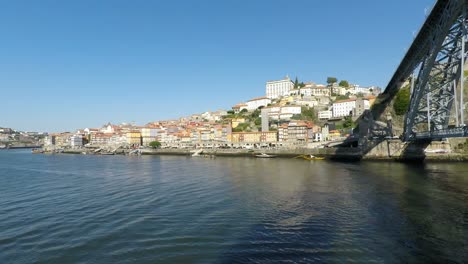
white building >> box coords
[332,99,356,117]
[141,127,159,146]
[232,103,248,113]
[299,87,312,96]
[279,105,302,120]
[311,86,331,97]
[266,76,294,99]
[70,135,83,147]
[246,97,271,111]
[261,105,301,121]
[318,110,333,120]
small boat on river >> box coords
[295,154,325,160]
[31,148,44,154]
[255,153,277,158]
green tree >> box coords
[327,77,337,84]
[149,141,161,149]
[343,116,354,128]
[254,117,261,126]
[339,80,349,87]
[294,77,299,89]
[251,109,261,118]
[300,107,317,122]
[394,87,411,115]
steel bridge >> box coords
[374,0,468,141]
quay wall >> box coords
[54,138,468,161]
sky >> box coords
[0,0,435,132]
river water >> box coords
[0,149,466,263]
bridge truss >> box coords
[403,0,468,140]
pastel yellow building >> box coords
[230,131,277,143]
[126,130,142,145]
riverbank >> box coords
[36,137,468,162]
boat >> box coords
[191,149,204,157]
[295,154,325,160]
[31,148,44,154]
[255,153,277,158]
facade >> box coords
[126,131,142,146]
[287,121,308,143]
[318,110,333,120]
[141,127,159,146]
[353,98,371,117]
[44,135,56,146]
[278,124,288,142]
[230,132,277,143]
[310,86,330,97]
[332,99,356,117]
[70,135,83,147]
[266,77,294,99]
[90,133,112,146]
[246,97,271,111]
[279,105,301,120]
[109,133,127,145]
[232,103,248,113]
[261,108,270,132]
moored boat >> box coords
[295,154,325,160]
[31,148,44,154]
[255,153,277,158]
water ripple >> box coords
[0,151,467,263]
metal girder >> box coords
[403,0,468,141]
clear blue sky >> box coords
[1,0,435,132]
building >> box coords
[318,110,333,120]
[246,97,271,111]
[230,132,277,143]
[279,105,301,120]
[261,105,301,121]
[332,99,356,117]
[278,124,289,142]
[261,108,270,132]
[353,98,371,117]
[43,135,56,146]
[141,127,159,146]
[90,133,112,146]
[266,76,294,99]
[232,103,248,113]
[126,130,142,146]
[287,121,309,143]
[70,135,83,147]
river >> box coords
[0,149,466,263]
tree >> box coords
[149,141,161,149]
[254,117,261,126]
[294,77,299,89]
[343,116,354,128]
[300,107,317,122]
[394,87,411,115]
[326,77,337,84]
[339,80,349,87]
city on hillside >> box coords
[2,76,382,151]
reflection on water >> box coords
[0,150,466,263]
